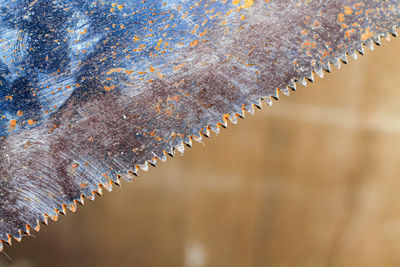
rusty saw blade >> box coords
[0,0,399,251]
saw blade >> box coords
[0,0,399,251]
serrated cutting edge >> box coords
[1,25,397,254]
[0,0,399,252]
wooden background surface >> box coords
[1,38,400,267]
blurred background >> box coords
[1,38,400,267]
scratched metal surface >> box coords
[0,0,399,250]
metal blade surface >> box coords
[0,0,399,250]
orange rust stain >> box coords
[190,39,199,47]
[27,119,36,126]
[361,27,372,41]
[173,64,185,71]
[16,110,23,116]
[343,6,353,15]
[338,13,345,22]
[106,68,124,75]
[232,0,254,8]
[9,119,16,128]
[104,85,116,91]
[200,29,208,37]
[345,28,355,38]
[223,113,230,121]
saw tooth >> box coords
[148,156,157,167]
[166,147,174,157]
[229,114,238,124]
[237,111,245,119]
[287,80,296,91]
[13,232,21,242]
[95,185,103,196]
[298,77,307,87]
[271,89,279,100]
[356,44,365,55]
[126,169,137,181]
[42,215,49,225]
[247,103,255,115]
[182,136,192,148]
[331,57,341,69]
[382,32,391,41]
[139,161,149,171]
[51,213,59,222]
[264,97,273,106]
[210,125,220,134]
[69,202,77,212]
[339,53,348,64]
[218,121,227,128]
[281,87,290,96]
[19,229,25,239]
[192,134,203,143]
[390,25,398,37]
[60,204,67,215]
[114,175,122,185]
[25,224,31,236]
[314,68,324,78]
[176,142,185,154]
[34,221,40,232]
[372,35,381,45]
[5,234,11,246]
[201,127,210,137]
[322,62,331,73]
[254,99,262,109]
[305,72,314,82]
[239,105,246,118]
[157,151,168,161]
[365,39,375,51]
[348,50,358,60]
[104,181,113,192]
[79,195,85,205]
[86,193,96,201]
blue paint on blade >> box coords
[0,0,237,136]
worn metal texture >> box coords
[0,0,399,251]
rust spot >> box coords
[72,163,79,169]
[361,27,372,41]
[190,39,199,47]
[344,6,353,15]
[9,119,17,128]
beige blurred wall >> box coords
[1,37,400,267]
